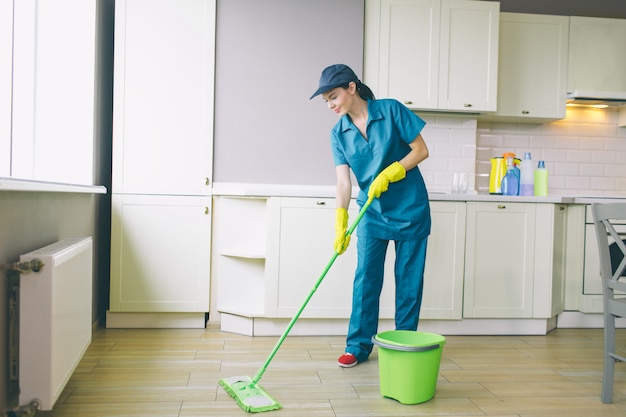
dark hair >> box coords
[355,81,376,101]
[341,81,375,101]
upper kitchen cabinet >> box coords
[483,13,569,123]
[568,16,626,94]
[365,0,440,109]
[108,0,215,328]
[364,0,499,113]
[112,0,215,196]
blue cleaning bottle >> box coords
[501,156,519,196]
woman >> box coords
[310,64,431,367]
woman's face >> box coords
[322,83,356,116]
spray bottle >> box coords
[501,156,519,196]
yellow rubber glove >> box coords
[334,208,350,254]
[367,161,406,199]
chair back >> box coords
[592,202,626,404]
[591,203,626,289]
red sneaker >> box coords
[337,352,358,368]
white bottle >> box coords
[519,152,534,196]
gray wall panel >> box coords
[214,0,364,185]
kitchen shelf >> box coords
[218,251,266,259]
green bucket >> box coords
[372,330,446,404]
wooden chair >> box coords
[591,202,626,403]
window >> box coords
[1,0,96,186]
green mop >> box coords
[219,196,374,413]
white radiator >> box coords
[19,237,93,410]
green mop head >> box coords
[219,376,282,413]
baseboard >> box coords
[557,311,626,328]
[219,313,557,336]
[105,311,207,329]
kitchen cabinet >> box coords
[109,194,212,313]
[582,205,626,313]
[272,199,465,320]
[271,197,380,319]
[464,202,536,318]
[212,197,271,318]
[213,196,384,325]
[364,0,499,113]
[568,16,626,94]
[485,13,569,122]
[422,201,466,319]
[214,196,465,335]
[464,202,566,319]
[108,0,215,326]
[542,203,567,319]
[111,0,214,195]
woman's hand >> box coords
[367,161,406,199]
[334,208,350,254]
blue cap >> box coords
[310,64,359,99]
[538,160,545,168]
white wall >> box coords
[0,192,99,409]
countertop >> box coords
[0,177,107,194]
[210,182,609,204]
[429,193,575,204]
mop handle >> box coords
[250,196,374,385]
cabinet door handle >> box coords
[205,206,210,215]
[316,201,326,206]
[205,177,210,186]
[464,103,472,108]
[497,205,506,209]
[522,110,529,115]
[404,100,413,105]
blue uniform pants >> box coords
[345,235,428,362]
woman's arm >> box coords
[399,134,429,172]
[335,164,352,209]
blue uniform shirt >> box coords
[330,98,431,240]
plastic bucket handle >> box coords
[372,336,441,353]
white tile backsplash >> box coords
[475,107,626,196]
[418,107,626,196]
[419,114,478,193]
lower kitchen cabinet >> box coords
[213,195,566,334]
[269,197,373,319]
[213,196,465,330]
[463,202,566,319]
[422,201,465,319]
[109,194,212,316]
[271,198,465,320]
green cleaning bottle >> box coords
[534,161,548,196]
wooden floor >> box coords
[42,326,626,417]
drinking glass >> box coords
[452,172,468,194]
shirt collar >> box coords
[338,99,382,133]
